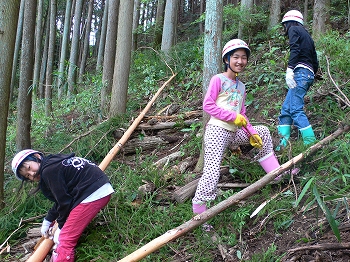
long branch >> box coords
[326,56,350,106]
[117,124,350,262]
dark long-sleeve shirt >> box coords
[39,153,110,228]
[287,26,319,73]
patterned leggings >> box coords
[192,124,273,204]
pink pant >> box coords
[54,195,111,262]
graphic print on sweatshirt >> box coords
[61,157,96,170]
[218,74,244,113]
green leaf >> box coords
[313,185,341,241]
[294,177,315,207]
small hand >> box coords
[249,134,263,149]
[233,114,247,127]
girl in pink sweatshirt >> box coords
[192,39,297,230]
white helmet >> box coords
[282,10,303,25]
[12,149,42,180]
[222,39,250,60]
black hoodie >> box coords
[39,153,110,228]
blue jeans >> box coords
[278,67,314,129]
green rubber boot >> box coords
[276,125,291,151]
[299,125,316,145]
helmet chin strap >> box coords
[235,73,239,88]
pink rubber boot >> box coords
[192,202,213,231]
[192,202,207,214]
[258,152,299,181]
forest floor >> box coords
[7,94,350,262]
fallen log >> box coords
[217,182,250,188]
[143,110,202,121]
[173,167,230,203]
[136,119,199,131]
[288,242,350,252]
[122,136,168,154]
[117,124,350,262]
[26,73,177,262]
[154,151,182,167]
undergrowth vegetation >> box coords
[2,11,350,262]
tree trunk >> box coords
[303,0,308,25]
[109,0,134,116]
[153,0,165,49]
[132,0,141,51]
[348,0,350,28]
[39,17,50,99]
[68,0,84,96]
[16,0,37,150]
[32,0,44,98]
[195,0,223,173]
[45,0,57,117]
[238,0,253,39]
[96,0,108,72]
[101,0,120,117]
[199,0,205,34]
[0,0,21,209]
[312,0,330,40]
[57,0,73,98]
[10,0,25,103]
[79,0,94,82]
[161,0,178,52]
[268,0,280,30]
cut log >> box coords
[136,119,200,131]
[173,179,250,203]
[154,151,182,167]
[288,242,350,252]
[173,178,200,203]
[217,182,250,188]
[171,157,196,174]
[122,136,168,154]
[173,167,230,203]
[143,110,202,121]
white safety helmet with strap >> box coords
[222,39,251,61]
[282,10,304,25]
[12,149,42,181]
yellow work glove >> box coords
[249,134,263,149]
[233,114,247,127]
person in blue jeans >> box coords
[277,10,319,150]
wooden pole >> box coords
[117,124,350,262]
[26,74,177,262]
[26,238,55,262]
[98,73,177,171]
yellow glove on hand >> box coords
[233,114,247,127]
[249,134,263,149]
